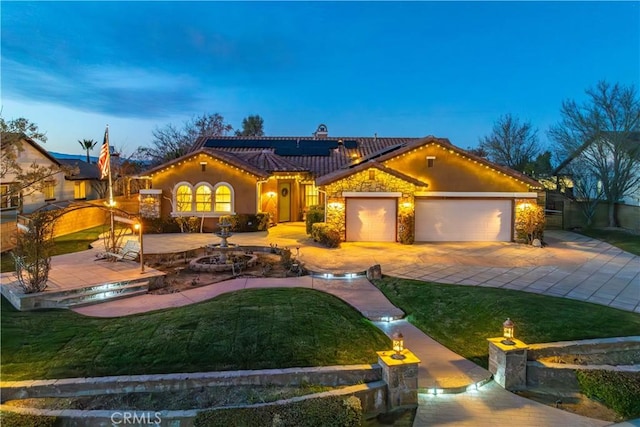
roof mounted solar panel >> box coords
[203,138,350,156]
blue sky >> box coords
[1,1,638,157]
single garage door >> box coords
[346,198,397,242]
[415,199,512,242]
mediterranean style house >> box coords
[141,125,543,243]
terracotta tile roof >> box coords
[232,150,309,173]
[195,136,420,177]
[316,160,430,187]
[143,149,270,178]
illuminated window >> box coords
[43,181,55,200]
[214,184,232,213]
[195,185,212,212]
[74,181,86,199]
[176,184,193,212]
[1,184,19,209]
[303,184,319,208]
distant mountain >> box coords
[50,152,98,163]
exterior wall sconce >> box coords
[392,331,406,360]
[502,318,515,345]
[266,191,276,199]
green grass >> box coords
[1,225,105,273]
[0,288,389,381]
[578,228,640,256]
[373,277,640,368]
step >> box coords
[45,282,149,308]
[65,288,150,308]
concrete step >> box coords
[44,281,150,308]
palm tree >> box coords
[78,139,98,163]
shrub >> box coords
[228,213,270,232]
[576,370,640,419]
[194,395,362,427]
[141,217,181,233]
[0,411,58,427]
[515,203,545,244]
[398,213,414,244]
[305,205,325,235]
[311,222,341,248]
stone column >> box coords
[377,349,420,410]
[487,337,528,390]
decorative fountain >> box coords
[189,217,257,273]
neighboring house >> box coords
[142,125,542,243]
[56,158,102,202]
[0,134,102,215]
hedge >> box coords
[576,370,640,419]
[194,395,362,427]
[0,411,58,427]
[310,223,341,248]
[227,213,270,232]
[305,205,325,235]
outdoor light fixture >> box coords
[392,331,406,360]
[266,191,276,198]
[502,318,515,345]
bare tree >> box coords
[136,113,233,166]
[549,81,640,227]
[479,114,540,172]
[564,158,605,226]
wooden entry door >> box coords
[278,182,291,222]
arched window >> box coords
[176,184,193,212]
[195,184,213,212]
[214,184,233,213]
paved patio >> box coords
[138,223,639,313]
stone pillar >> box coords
[377,349,420,410]
[487,337,528,391]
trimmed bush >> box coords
[305,205,325,235]
[228,213,270,232]
[194,395,362,427]
[311,222,341,248]
[576,370,640,419]
[515,203,545,244]
[141,217,181,233]
[0,411,58,427]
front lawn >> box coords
[374,277,640,368]
[578,228,640,256]
[1,225,105,273]
[0,288,389,381]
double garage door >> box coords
[345,197,513,242]
[415,199,513,242]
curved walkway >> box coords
[72,277,613,427]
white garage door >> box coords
[415,199,512,242]
[346,198,396,242]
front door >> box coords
[278,182,291,222]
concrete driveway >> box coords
[141,223,639,313]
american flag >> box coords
[97,126,110,179]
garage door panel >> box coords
[415,199,512,242]
[346,199,396,242]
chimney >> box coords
[314,124,328,139]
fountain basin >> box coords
[189,253,258,273]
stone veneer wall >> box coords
[525,336,640,391]
[323,168,423,242]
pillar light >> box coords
[391,331,406,360]
[502,318,515,345]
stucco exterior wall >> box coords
[149,155,260,229]
[383,143,533,193]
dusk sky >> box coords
[1,1,638,158]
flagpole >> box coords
[103,125,115,252]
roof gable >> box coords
[142,149,270,178]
